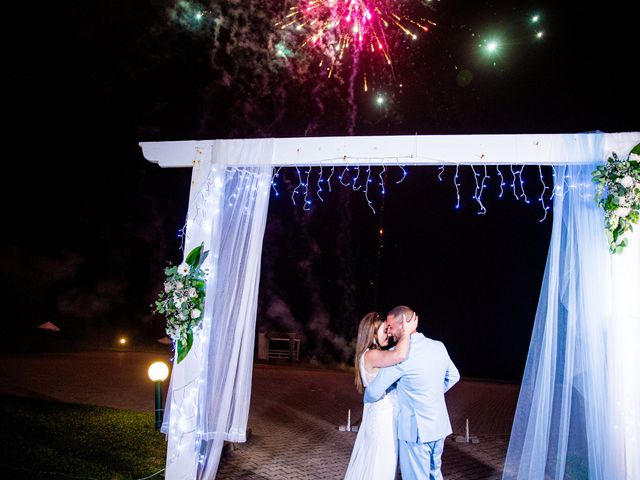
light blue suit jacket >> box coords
[364,333,460,443]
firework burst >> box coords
[277,0,435,86]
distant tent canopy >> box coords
[38,322,60,332]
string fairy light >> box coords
[395,160,408,184]
[496,165,506,198]
[538,165,550,222]
[471,165,479,197]
[363,166,376,214]
[477,165,489,214]
[352,166,362,191]
[471,165,487,214]
[509,165,519,200]
[517,166,530,204]
[339,166,351,186]
[291,166,303,205]
[316,166,325,202]
[327,166,335,192]
[192,161,561,222]
[266,163,562,220]
[303,168,312,211]
[480,165,489,193]
[271,166,282,197]
[550,165,560,199]
[453,164,461,209]
[379,165,387,195]
[177,222,188,251]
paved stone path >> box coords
[217,365,517,480]
[0,351,173,411]
[0,352,519,479]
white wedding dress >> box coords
[344,350,399,480]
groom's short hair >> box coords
[387,305,414,323]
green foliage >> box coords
[592,143,640,254]
[152,243,209,363]
[177,329,194,364]
[185,242,209,269]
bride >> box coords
[344,311,416,480]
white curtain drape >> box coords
[503,134,640,479]
[162,139,273,480]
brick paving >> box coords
[0,352,519,479]
[217,365,518,480]
[0,351,173,411]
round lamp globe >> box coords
[148,361,169,382]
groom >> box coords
[364,305,460,480]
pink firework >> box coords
[278,0,434,80]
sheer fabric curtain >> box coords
[504,133,640,479]
[162,139,273,480]
[196,152,273,479]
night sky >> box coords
[4,1,637,380]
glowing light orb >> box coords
[148,361,170,382]
[486,41,499,52]
[536,31,544,39]
[119,337,127,345]
[531,14,540,23]
[376,95,385,105]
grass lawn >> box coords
[0,394,166,479]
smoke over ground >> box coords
[257,168,381,365]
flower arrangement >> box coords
[153,243,209,363]
[592,143,640,254]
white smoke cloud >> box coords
[265,297,300,332]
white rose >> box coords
[175,282,184,290]
[191,308,201,319]
[629,153,640,161]
[188,287,197,298]
[164,282,173,292]
[178,262,191,276]
[174,296,184,307]
[617,175,634,189]
[178,312,186,321]
[617,206,631,217]
[619,196,629,206]
[167,327,179,340]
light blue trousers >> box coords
[398,438,445,480]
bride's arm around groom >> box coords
[364,305,460,480]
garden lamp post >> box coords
[148,361,169,430]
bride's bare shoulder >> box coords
[363,348,380,365]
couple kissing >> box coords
[344,305,460,480]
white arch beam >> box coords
[139,132,639,168]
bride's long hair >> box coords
[354,312,385,394]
